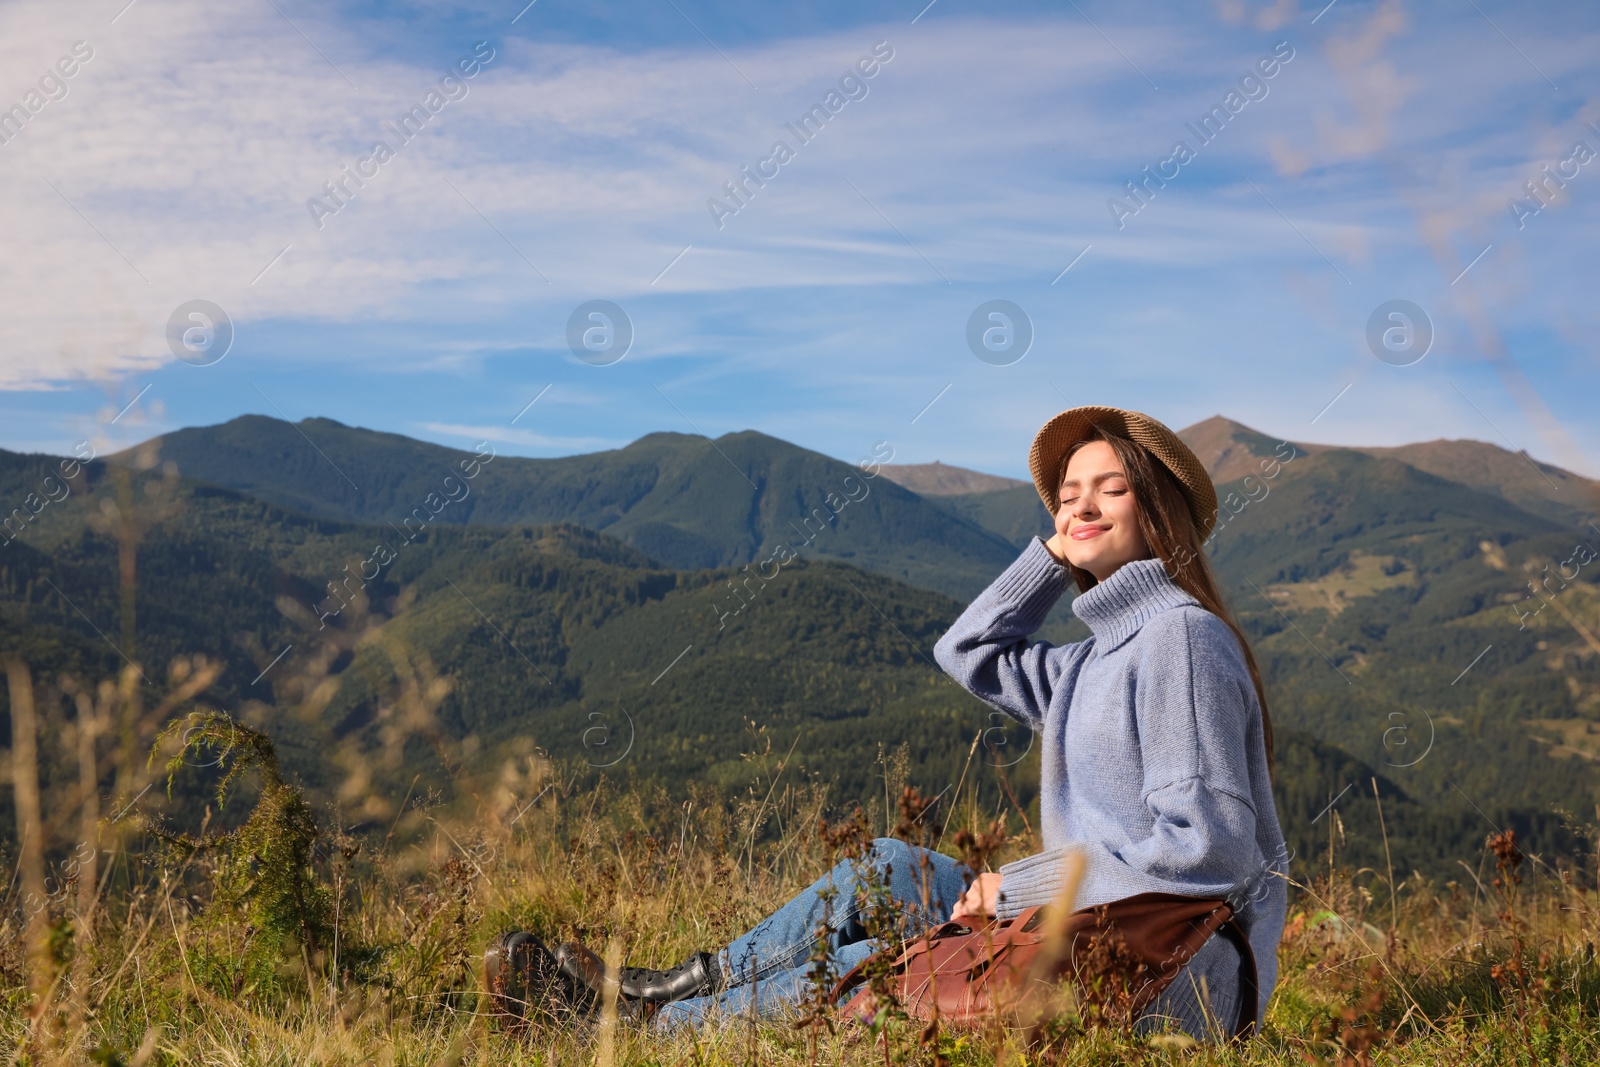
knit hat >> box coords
[1028,406,1218,539]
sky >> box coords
[1,0,1597,481]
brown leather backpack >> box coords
[830,892,1258,1040]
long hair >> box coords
[1057,425,1275,779]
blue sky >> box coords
[1,0,1597,480]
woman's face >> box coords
[1053,440,1150,582]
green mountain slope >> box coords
[109,417,1021,602]
[0,450,1026,841]
[878,462,1029,495]
[1205,446,1599,832]
[928,484,1053,551]
[1181,413,1600,529]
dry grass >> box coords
[7,735,1600,1066]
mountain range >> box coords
[2,413,1598,881]
[119,416,1023,603]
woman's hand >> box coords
[950,872,1003,922]
[1043,530,1070,564]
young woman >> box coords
[930,405,1288,1038]
[487,405,1287,1041]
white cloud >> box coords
[0,0,1595,437]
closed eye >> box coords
[1060,488,1126,505]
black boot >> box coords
[554,940,723,1004]
[485,930,581,1024]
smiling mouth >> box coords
[1070,525,1108,540]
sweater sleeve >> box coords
[993,786,1263,918]
[932,536,1085,732]
[994,845,1079,918]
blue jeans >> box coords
[652,838,975,1030]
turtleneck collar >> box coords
[1071,556,1199,652]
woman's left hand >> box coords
[950,872,1003,922]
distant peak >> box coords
[624,430,703,449]
[1177,414,1300,484]
[1178,414,1262,437]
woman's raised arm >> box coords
[933,535,1091,732]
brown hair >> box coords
[1057,425,1275,779]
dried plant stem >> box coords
[73,692,101,930]
[990,754,1036,848]
[1372,777,1396,934]
[115,661,144,808]
[67,689,103,1052]
[1024,847,1086,990]
[6,659,52,1046]
[743,732,801,878]
[595,934,623,1067]
[940,732,981,843]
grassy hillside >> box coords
[6,732,1600,1066]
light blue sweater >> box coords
[932,536,1287,1035]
